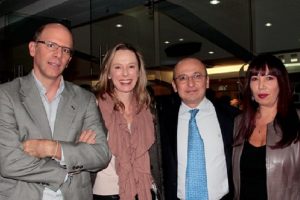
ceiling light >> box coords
[208,51,214,54]
[207,64,246,75]
[115,24,123,28]
[265,22,272,27]
[210,0,220,5]
[164,41,170,44]
[290,53,298,62]
[179,38,184,42]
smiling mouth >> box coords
[258,94,268,98]
[48,61,61,68]
[119,80,132,84]
[186,89,198,94]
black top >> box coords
[240,141,267,200]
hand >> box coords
[23,139,58,158]
[78,130,96,144]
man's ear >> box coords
[28,41,36,57]
[172,80,177,92]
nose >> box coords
[187,76,195,87]
[258,78,265,90]
[53,47,63,58]
[122,67,128,76]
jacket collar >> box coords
[19,73,78,140]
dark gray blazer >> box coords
[0,73,111,200]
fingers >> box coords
[22,140,38,156]
[22,140,30,154]
[79,130,96,144]
[22,139,47,158]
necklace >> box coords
[256,125,265,135]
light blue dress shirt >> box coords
[33,71,65,200]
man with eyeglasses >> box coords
[0,23,111,200]
[157,57,239,200]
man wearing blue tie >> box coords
[157,57,239,200]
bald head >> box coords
[28,22,74,86]
[172,57,209,108]
[173,58,207,78]
[33,23,73,45]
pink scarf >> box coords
[98,94,155,200]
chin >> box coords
[116,88,134,94]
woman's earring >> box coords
[251,96,255,101]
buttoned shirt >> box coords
[33,71,65,200]
[177,97,228,200]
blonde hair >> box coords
[95,43,150,113]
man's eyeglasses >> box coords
[174,72,207,83]
[36,40,73,56]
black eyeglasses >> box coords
[36,40,73,56]
[174,72,207,83]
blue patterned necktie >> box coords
[186,109,208,200]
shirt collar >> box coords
[32,70,65,97]
[179,97,211,115]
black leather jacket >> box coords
[232,113,300,200]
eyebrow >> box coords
[112,62,138,65]
[176,71,205,75]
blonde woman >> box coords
[93,43,157,200]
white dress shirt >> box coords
[177,97,229,200]
[33,71,65,200]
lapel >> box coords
[20,74,52,139]
[53,82,78,141]
[214,102,239,146]
[171,94,181,163]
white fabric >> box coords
[177,97,229,200]
[93,125,131,196]
[93,155,119,195]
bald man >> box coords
[158,57,239,200]
[0,23,110,200]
